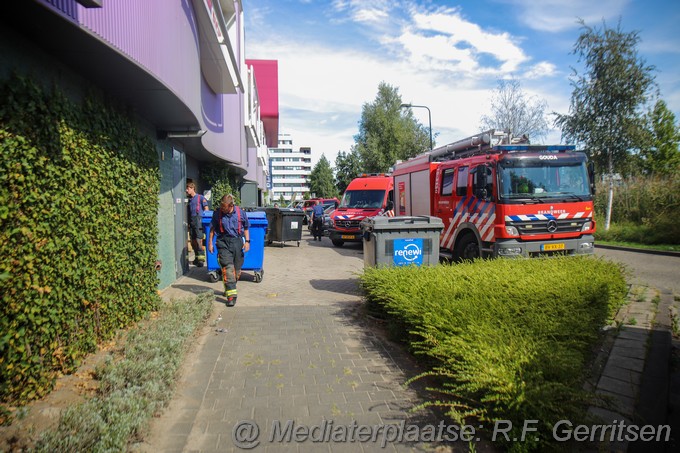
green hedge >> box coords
[360,256,627,451]
[0,74,161,404]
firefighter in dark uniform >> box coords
[186,182,208,266]
[311,200,325,241]
[208,194,250,307]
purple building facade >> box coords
[1,0,277,288]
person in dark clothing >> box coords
[208,194,250,307]
[311,200,325,241]
[186,182,209,266]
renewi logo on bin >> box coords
[393,238,423,266]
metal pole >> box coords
[400,103,432,150]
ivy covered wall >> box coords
[0,72,162,404]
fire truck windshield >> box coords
[498,159,590,201]
[339,190,386,209]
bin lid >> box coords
[361,215,444,231]
[279,209,305,216]
[246,211,268,225]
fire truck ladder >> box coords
[428,129,526,162]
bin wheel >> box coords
[254,271,263,283]
[208,271,220,283]
[297,241,300,247]
[332,239,344,247]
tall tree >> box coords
[553,19,656,230]
[309,154,337,198]
[480,78,549,142]
[639,99,680,175]
[334,149,362,194]
[354,82,431,173]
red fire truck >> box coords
[392,130,596,260]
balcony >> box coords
[191,0,242,94]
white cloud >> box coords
[352,7,389,23]
[500,0,631,32]
[523,61,558,79]
[393,9,530,77]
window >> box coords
[472,165,493,200]
[456,166,468,196]
[441,168,454,196]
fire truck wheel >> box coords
[455,234,480,261]
[332,239,344,247]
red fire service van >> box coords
[329,174,393,247]
[392,129,596,260]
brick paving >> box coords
[141,231,465,452]
[588,285,674,452]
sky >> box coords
[244,0,680,167]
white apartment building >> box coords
[269,133,312,203]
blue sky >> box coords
[244,0,680,166]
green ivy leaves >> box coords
[0,73,161,405]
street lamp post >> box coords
[400,103,432,150]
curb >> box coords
[595,243,680,258]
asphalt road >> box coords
[595,246,680,296]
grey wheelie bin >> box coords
[361,216,444,268]
[265,207,305,247]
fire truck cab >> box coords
[329,174,393,247]
[393,130,596,260]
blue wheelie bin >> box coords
[202,210,267,283]
[202,211,221,282]
[241,211,267,282]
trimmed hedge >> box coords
[360,256,627,451]
[0,74,161,404]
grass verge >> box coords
[32,291,214,452]
[595,239,680,253]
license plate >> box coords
[541,243,565,251]
[341,235,355,240]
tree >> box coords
[553,19,657,230]
[480,78,549,142]
[354,82,431,173]
[334,149,362,194]
[639,100,680,175]
[309,154,337,198]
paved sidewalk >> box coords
[138,233,675,452]
[140,232,465,452]
[588,284,673,452]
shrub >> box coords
[594,174,680,244]
[201,163,239,210]
[360,257,627,451]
